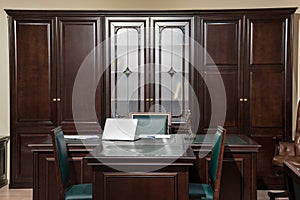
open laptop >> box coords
[102,118,139,141]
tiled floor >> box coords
[0,185,290,200]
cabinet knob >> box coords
[57,98,61,102]
[53,98,57,102]
[239,98,244,102]
[244,98,248,102]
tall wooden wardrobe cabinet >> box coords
[6,8,298,190]
[197,9,297,188]
[6,11,102,188]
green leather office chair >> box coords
[51,127,92,200]
[189,126,226,200]
[130,112,171,135]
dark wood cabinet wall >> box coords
[6,8,297,189]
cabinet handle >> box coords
[239,98,244,102]
[244,98,248,102]
[53,98,57,102]
[57,98,61,102]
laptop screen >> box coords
[102,118,138,141]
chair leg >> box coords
[267,190,289,200]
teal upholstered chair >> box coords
[51,127,92,200]
[189,126,226,200]
[130,112,171,135]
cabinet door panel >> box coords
[250,70,284,130]
[250,20,285,65]
[13,19,56,126]
[204,21,238,65]
[57,17,101,131]
[11,133,49,187]
[203,71,239,129]
[200,17,242,134]
[152,18,193,124]
[106,18,149,118]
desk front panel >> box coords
[93,167,189,200]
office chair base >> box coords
[267,190,289,200]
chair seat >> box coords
[65,183,92,200]
[189,183,214,200]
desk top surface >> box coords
[87,134,194,159]
[29,133,261,153]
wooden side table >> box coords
[0,136,9,188]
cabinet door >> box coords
[244,14,292,189]
[10,18,57,129]
[9,17,56,188]
[57,17,101,133]
[105,17,149,118]
[151,17,194,125]
[199,16,243,134]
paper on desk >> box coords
[138,134,171,139]
[64,135,99,140]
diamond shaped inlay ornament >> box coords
[167,67,177,77]
[123,67,132,77]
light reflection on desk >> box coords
[93,134,193,157]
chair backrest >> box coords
[274,101,300,163]
[51,126,71,198]
[130,112,171,135]
[208,126,226,200]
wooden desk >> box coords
[284,161,300,200]
[85,135,195,200]
[30,134,260,200]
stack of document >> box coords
[64,135,99,140]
